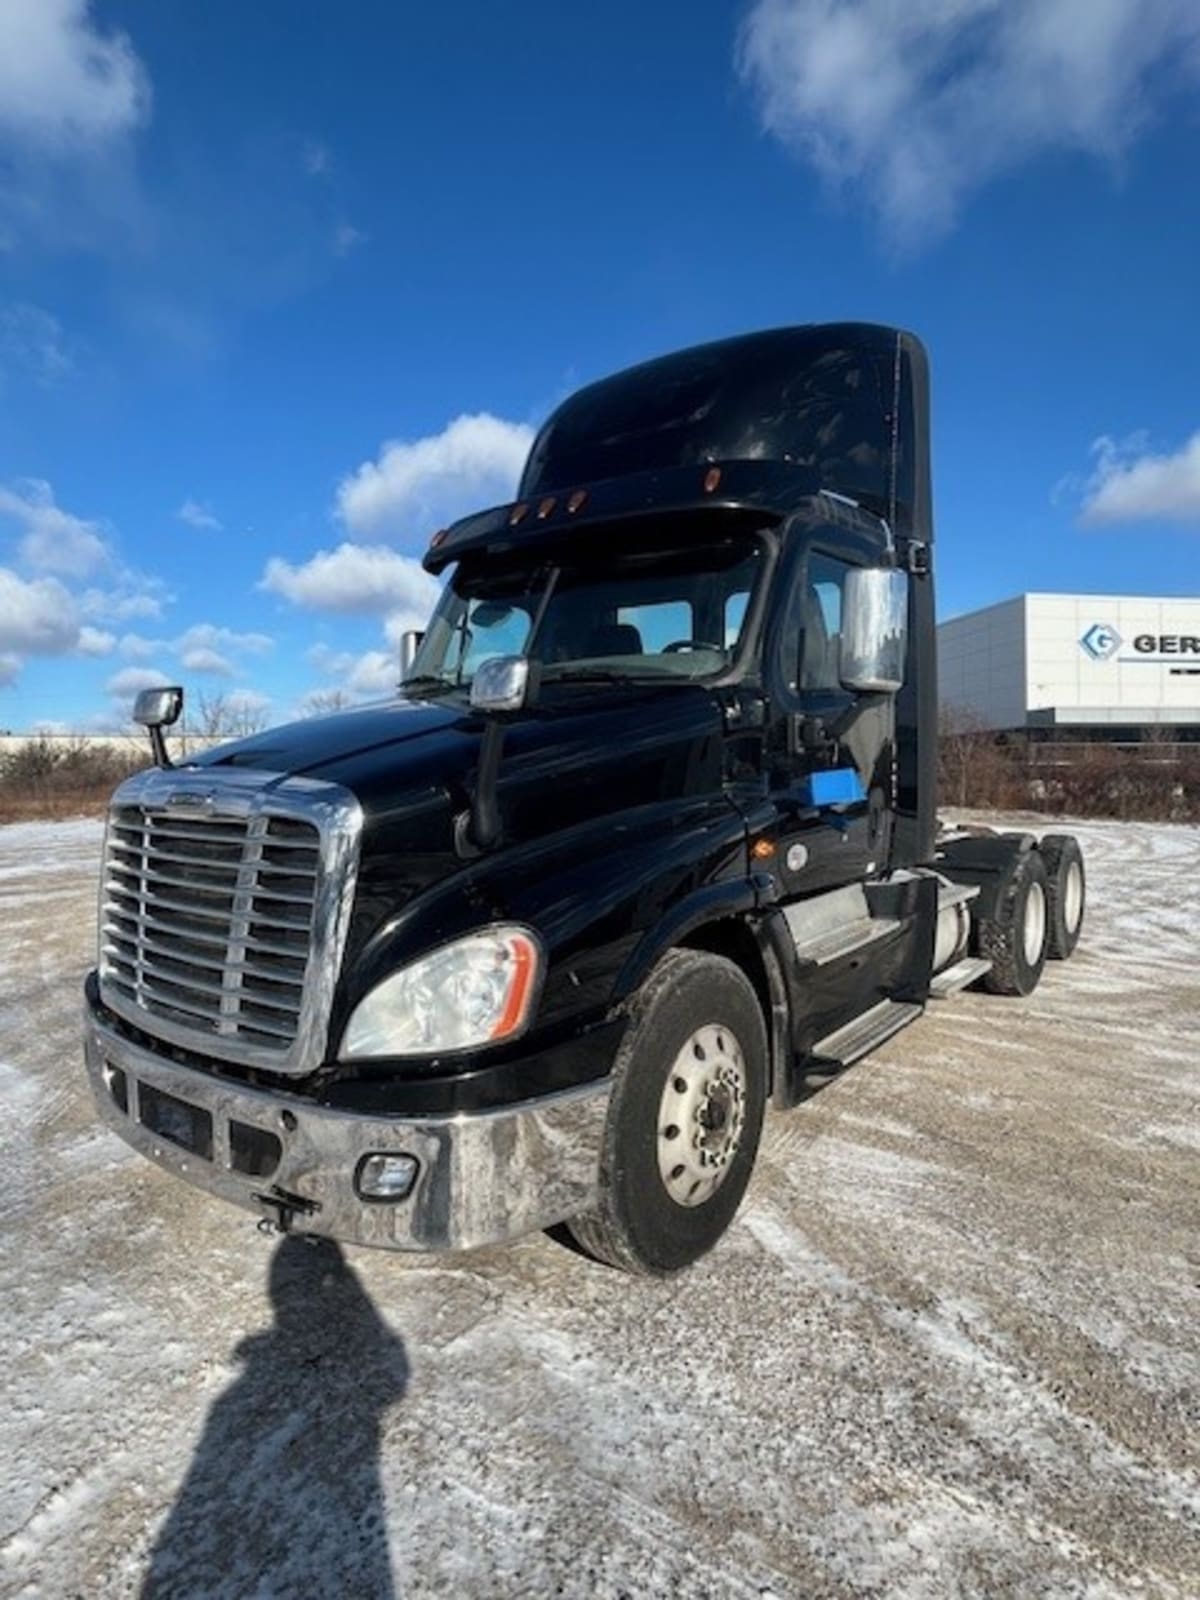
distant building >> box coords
[938,593,1200,740]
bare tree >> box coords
[302,689,353,718]
[937,704,1021,809]
[196,692,270,739]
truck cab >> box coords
[83,324,1086,1274]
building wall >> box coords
[938,593,1200,730]
[937,596,1027,729]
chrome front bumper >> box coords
[84,998,611,1252]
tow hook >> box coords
[253,1187,321,1235]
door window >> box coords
[793,552,853,694]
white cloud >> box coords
[0,567,78,654]
[336,413,533,538]
[114,622,271,674]
[175,621,273,657]
[1078,431,1200,526]
[105,664,168,699]
[383,608,436,646]
[343,650,397,695]
[0,0,150,150]
[181,646,234,676]
[80,582,168,623]
[333,222,366,258]
[737,0,1200,245]
[261,541,441,616]
[307,637,404,702]
[0,477,110,574]
[117,631,159,660]
[0,303,72,385]
[0,651,20,687]
[176,498,222,532]
[77,624,115,656]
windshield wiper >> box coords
[400,675,458,695]
[542,666,655,686]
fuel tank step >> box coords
[811,999,922,1067]
[789,915,903,966]
[929,956,992,998]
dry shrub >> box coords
[940,710,1200,822]
[0,737,150,823]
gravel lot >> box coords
[1,814,1197,1599]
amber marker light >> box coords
[567,490,587,514]
[703,466,722,493]
[509,502,529,526]
[752,837,776,861]
[430,527,449,548]
[490,930,539,1040]
[537,496,557,520]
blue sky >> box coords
[1,0,1199,732]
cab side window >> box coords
[796,553,852,694]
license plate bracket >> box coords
[139,1082,214,1161]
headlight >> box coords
[340,925,541,1059]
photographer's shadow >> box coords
[142,1235,408,1599]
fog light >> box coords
[356,1153,420,1201]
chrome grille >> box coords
[100,805,321,1052]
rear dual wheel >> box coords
[980,849,1049,997]
[1040,834,1086,959]
[567,949,767,1276]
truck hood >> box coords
[198,697,465,780]
[193,687,736,974]
[193,685,732,848]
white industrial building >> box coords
[938,593,1200,736]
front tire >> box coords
[567,949,767,1276]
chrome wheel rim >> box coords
[1023,880,1047,966]
[657,1024,747,1208]
[1063,861,1083,934]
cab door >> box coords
[765,545,894,899]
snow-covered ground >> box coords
[1,815,1197,1599]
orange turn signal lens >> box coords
[703,466,722,493]
[567,490,587,514]
[536,497,557,520]
[509,503,529,526]
[491,930,539,1040]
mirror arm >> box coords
[469,718,506,851]
[147,725,172,769]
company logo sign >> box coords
[1079,621,1200,664]
[1079,622,1122,661]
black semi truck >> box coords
[84,324,1086,1275]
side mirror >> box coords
[840,569,908,693]
[399,630,424,674]
[133,686,183,728]
[469,655,538,714]
[132,685,183,768]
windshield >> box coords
[407,532,765,689]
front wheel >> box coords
[567,949,767,1275]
